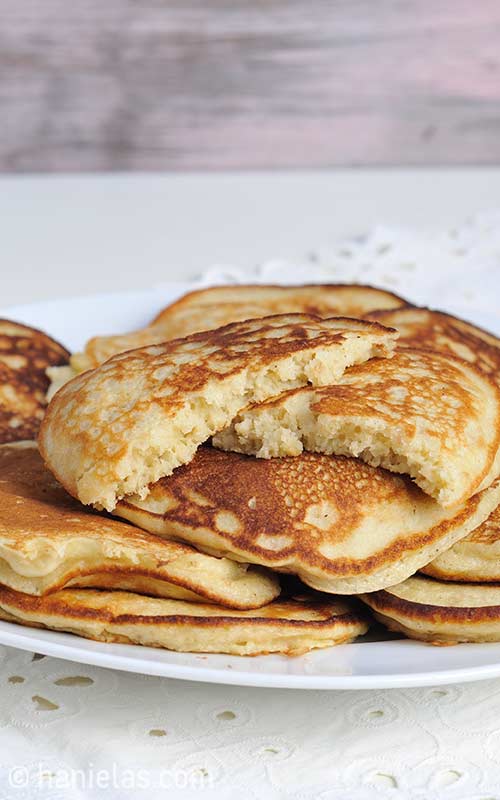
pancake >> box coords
[214,348,500,507]
[46,365,79,402]
[0,443,279,609]
[422,503,500,582]
[360,575,500,644]
[39,313,397,511]
[0,319,69,443]
[366,306,500,381]
[114,448,500,594]
[68,284,408,374]
[0,586,369,656]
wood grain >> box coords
[1,1,500,171]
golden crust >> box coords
[0,585,369,656]
[366,306,500,381]
[422,503,500,582]
[0,319,69,443]
[214,348,500,508]
[360,575,500,643]
[0,443,279,609]
[39,313,397,510]
[153,283,408,324]
[115,448,500,594]
[75,284,408,371]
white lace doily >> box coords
[2,211,500,800]
[197,209,500,317]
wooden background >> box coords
[2,1,500,172]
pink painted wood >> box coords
[1,1,500,171]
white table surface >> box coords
[2,168,500,307]
[2,170,500,800]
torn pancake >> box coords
[366,306,500,381]
[361,575,500,644]
[0,586,369,656]
[69,284,408,373]
[115,448,500,594]
[0,443,279,609]
[422,503,500,582]
[214,348,500,507]
[39,313,397,511]
[0,319,69,443]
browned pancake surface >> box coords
[361,575,500,643]
[0,319,69,443]
[422,503,500,582]
[80,283,408,369]
[116,448,500,594]
[0,584,369,655]
[40,313,397,510]
[0,443,279,608]
[367,307,500,380]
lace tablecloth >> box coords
[2,212,500,800]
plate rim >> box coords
[4,619,500,691]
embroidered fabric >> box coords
[2,644,500,798]
[2,211,500,799]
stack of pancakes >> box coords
[2,284,500,654]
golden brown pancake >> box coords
[115,448,500,594]
[0,443,279,609]
[361,575,500,644]
[39,313,397,511]
[214,348,500,507]
[0,319,69,443]
[0,586,369,656]
[422,502,500,582]
[69,284,408,373]
[366,306,500,382]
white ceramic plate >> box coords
[2,285,500,691]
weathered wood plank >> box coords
[1,1,500,171]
